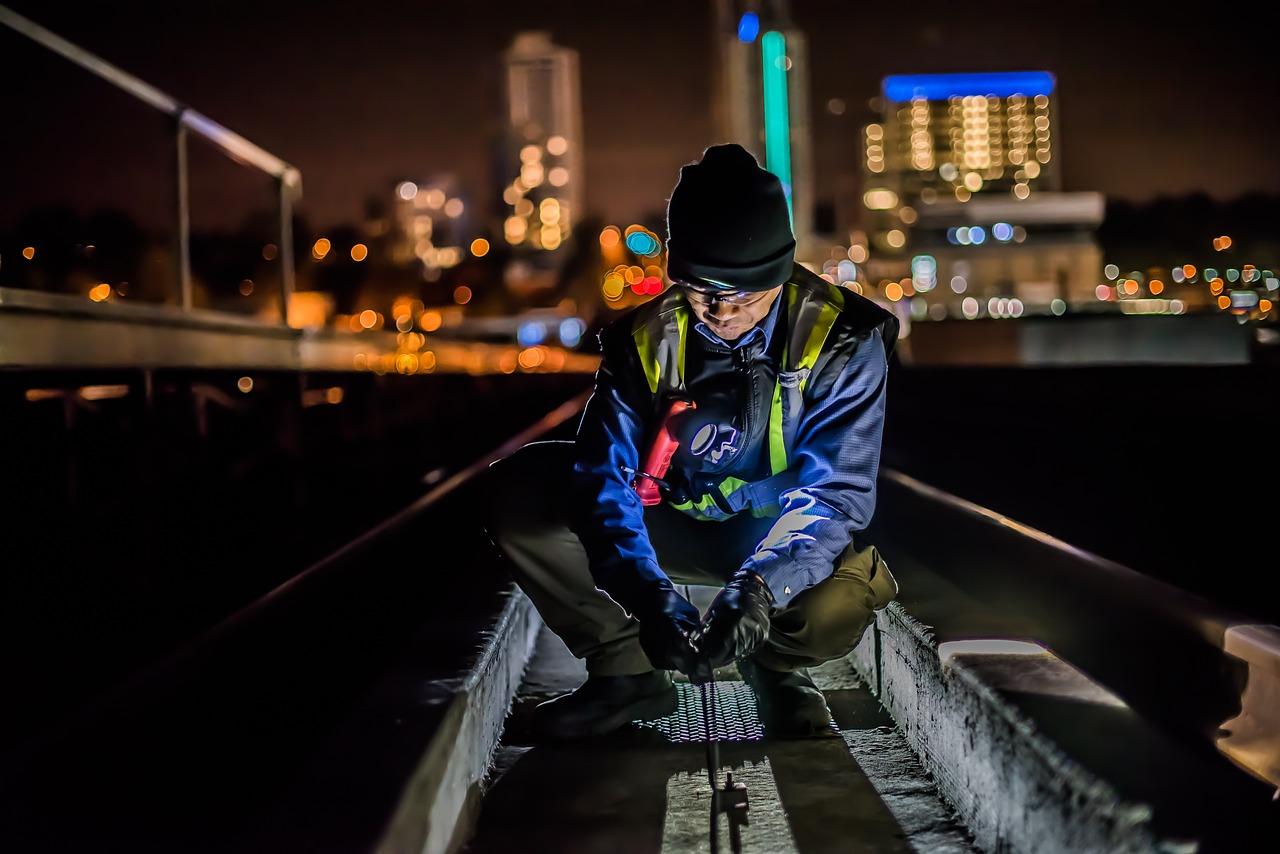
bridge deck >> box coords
[468,627,974,853]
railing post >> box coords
[278,171,296,326]
[175,114,192,311]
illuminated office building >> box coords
[860,71,1104,313]
[869,71,1062,202]
[501,32,583,257]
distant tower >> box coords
[711,1,815,260]
[501,32,583,259]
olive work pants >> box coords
[485,441,898,676]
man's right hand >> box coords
[634,579,703,677]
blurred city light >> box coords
[864,189,898,210]
[624,228,661,256]
[911,255,937,292]
[558,318,585,348]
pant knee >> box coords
[766,566,883,665]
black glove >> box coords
[632,578,703,676]
[696,569,774,671]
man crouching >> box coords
[487,144,898,739]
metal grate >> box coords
[634,681,765,742]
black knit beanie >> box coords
[665,143,796,292]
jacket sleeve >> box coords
[740,327,888,606]
[567,325,670,614]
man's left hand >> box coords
[696,568,773,671]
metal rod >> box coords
[700,680,720,854]
[0,5,297,181]
[277,175,295,325]
[3,3,304,327]
[174,118,192,312]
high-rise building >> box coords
[860,71,1104,313]
[711,1,815,259]
[869,71,1062,204]
[501,32,583,259]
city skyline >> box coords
[3,0,1278,234]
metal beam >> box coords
[0,4,301,184]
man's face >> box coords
[680,282,783,342]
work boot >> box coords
[738,657,834,738]
[531,671,676,740]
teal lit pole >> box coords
[761,30,793,222]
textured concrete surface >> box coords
[378,590,542,854]
[814,661,975,854]
[846,469,1280,853]
[846,539,1280,853]
[849,601,1163,854]
[466,628,975,853]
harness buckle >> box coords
[778,367,810,389]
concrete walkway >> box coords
[465,628,974,853]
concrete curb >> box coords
[374,589,543,854]
[849,603,1163,854]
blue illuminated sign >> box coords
[882,71,1055,101]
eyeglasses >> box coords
[679,283,772,306]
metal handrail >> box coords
[0,5,301,322]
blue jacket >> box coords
[569,268,897,610]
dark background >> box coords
[4,0,1278,233]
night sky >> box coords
[4,0,1278,232]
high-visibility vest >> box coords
[631,277,845,521]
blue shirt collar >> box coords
[691,292,783,350]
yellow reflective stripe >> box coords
[718,476,750,499]
[633,302,690,395]
[674,306,689,387]
[633,321,661,395]
[671,493,720,515]
[798,288,842,383]
[768,380,786,475]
